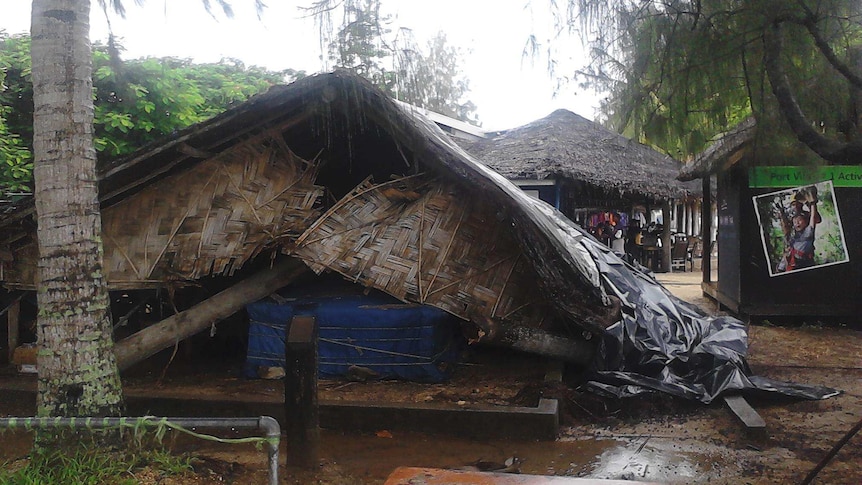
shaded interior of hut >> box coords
[570,206,667,271]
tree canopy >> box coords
[565,0,862,164]
[0,32,299,194]
[313,0,479,125]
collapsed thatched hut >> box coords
[0,72,837,404]
[1,71,616,371]
[463,110,702,271]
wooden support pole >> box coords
[6,299,20,364]
[661,201,671,273]
[702,177,713,283]
[284,315,319,468]
[669,200,677,233]
[114,258,308,371]
[694,200,702,236]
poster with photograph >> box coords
[753,180,849,277]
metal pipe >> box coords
[258,415,281,483]
[800,415,862,485]
[0,415,281,485]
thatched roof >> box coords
[463,109,700,200]
[0,70,618,336]
[678,117,757,181]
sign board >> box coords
[752,180,850,277]
[749,166,862,188]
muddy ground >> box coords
[1,270,860,484]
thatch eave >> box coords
[464,109,700,200]
[678,117,757,181]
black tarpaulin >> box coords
[557,214,839,404]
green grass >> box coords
[0,445,194,485]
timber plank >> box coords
[724,395,766,429]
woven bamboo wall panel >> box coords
[101,137,322,283]
[292,175,554,329]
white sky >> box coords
[1,1,602,131]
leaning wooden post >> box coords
[6,299,20,364]
[114,258,308,371]
[284,314,319,468]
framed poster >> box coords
[752,180,849,277]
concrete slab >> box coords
[0,360,563,440]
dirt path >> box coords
[2,269,859,484]
[218,271,862,484]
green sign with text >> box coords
[749,166,862,188]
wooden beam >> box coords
[6,299,20,364]
[661,201,671,272]
[702,283,740,314]
[701,177,712,284]
[492,324,597,366]
[284,315,319,468]
[114,258,308,371]
[724,395,766,429]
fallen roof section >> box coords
[0,72,836,403]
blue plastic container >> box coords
[244,292,463,382]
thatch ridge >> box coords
[464,109,700,200]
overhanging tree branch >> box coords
[798,15,862,89]
[763,21,862,162]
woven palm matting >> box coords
[101,136,322,284]
[291,174,554,329]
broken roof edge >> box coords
[392,99,611,310]
[1,70,614,329]
[393,99,487,140]
[678,116,757,181]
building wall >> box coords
[732,166,861,319]
[717,167,742,304]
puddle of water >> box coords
[588,437,698,482]
[309,428,619,481]
[166,428,631,481]
[585,435,746,483]
[2,426,749,484]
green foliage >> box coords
[0,32,294,193]
[183,58,302,118]
[328,0,397,95]
[396,32,480,126]
[567,0,862,162]
[0,33,32,143]
[0,416,276,484]
[0,33,33,195]
[318,0,479,125]
[0,109,32,195]
[91,44,289,157]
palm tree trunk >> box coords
[31,0,124,417]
